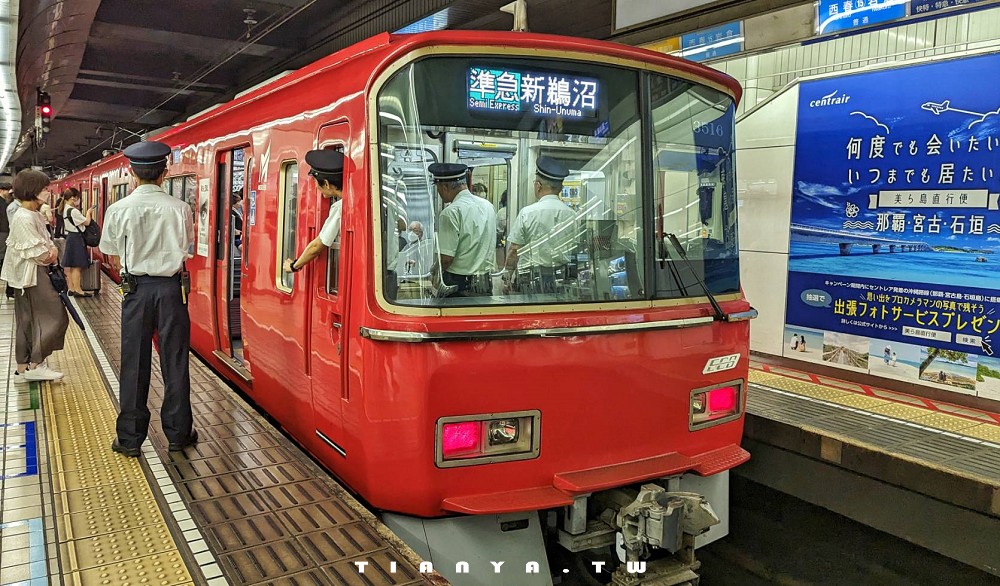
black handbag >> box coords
[66,210,101,247]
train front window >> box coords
[650,75,739,298]
[376,56,739,307]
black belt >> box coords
[135,274,180,282]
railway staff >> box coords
[99,141,196,458]
[283,149,344,275]
[503,157,577,292]
[429,162,496,295]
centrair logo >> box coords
[809,90,851,107]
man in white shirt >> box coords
[99,141,195,458]
[283,149,344,277]
[429,162,496,296]
[504,157,577,293]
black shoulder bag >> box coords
[66,208,101,247]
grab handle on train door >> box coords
[332,318,342,355]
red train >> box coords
[60,30,754,584]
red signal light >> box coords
[41,105,52,115]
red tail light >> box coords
[436,411,541,468]
[691,382,742,428]
[441,422,481,458]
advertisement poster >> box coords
[786,54,1000,397]
[197,177,212,257]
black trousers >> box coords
[118,275,192,449]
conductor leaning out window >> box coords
[283,149,344,274]
[99,140,197,458]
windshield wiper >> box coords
[665,233,726,322]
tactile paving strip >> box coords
[74,277,440,585]
[748,380,1000,485]
[41,320,194,585]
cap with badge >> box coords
[123,141,171,167]
[305,149,345,177]
[535,156,569,181]
[428,162,468,183]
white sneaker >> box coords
[12,370,29,384]
[24,366,64,381]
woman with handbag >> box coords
[1,169,68,381]
[61,187,97,297]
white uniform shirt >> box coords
[437,190,497,275]
[63,206,87,233]
[508,194,577,268]
[99,183,194,276]
[7,199,21,224]
[318,198,343,247]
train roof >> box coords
[68,30,741,177]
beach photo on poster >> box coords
[868,339,921,383]
[823,331,870,372]
[976,355,1000,401]
[917,346,978,393]
[783,325,825,363]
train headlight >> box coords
[436,411,541,468]
[690,381,742,429]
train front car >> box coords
[357,34,755,586]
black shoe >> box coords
[111,439,140,458]
[168,429,199,452]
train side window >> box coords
[323,144,345,295]
[277,161,299,292]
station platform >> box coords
[742,359,1000,577]
[0,281,441,585]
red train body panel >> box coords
[61,31,751,520]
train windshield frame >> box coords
[375,54,740,309]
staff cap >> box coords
[536,156,570,181]
[123,141,171,167]
[305,149,345,176]
[428,162,468,182]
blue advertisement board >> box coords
[680,21,743,62]
[787,53,1000,396]
[817,0,907,34]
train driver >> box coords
[503,156,577,292]
[429,162,496,296]
[99,140,197,458]
[283,149,344,274]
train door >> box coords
[211,146,251,379]
[309,122,350,458]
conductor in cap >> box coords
[284,149,345,276]
[429,162,496,295]
[99,140,197,458]
[504,156,577,292]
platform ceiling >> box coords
[13,0,777,173]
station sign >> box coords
[641,37,681,55]
[817,0,907,34]
[467,67,600,119]
[679,21,743,62]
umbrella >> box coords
[48,265,85,331]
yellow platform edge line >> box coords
[749,368,1000,436]
[40,320,193,583]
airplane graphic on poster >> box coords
[921,100,1000,129]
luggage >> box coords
[53,237,66,263]
[81,260,102,293]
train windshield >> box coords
[376,56,739,308]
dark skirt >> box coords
[63,232,90,267]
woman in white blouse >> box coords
[60,187,96,297]
[0,170,68,381]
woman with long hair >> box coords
[1,169,69,381]
[60,187,96,296]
